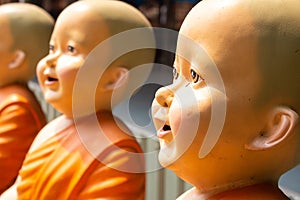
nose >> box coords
[155,86,174,108]
[43,66,55,76]
[45,52,59,68]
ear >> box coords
[8,50,26,69]
[103,67,128,91]
[246,106,299,150]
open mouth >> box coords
[163,124,171,131]
[44,75,58,87]
[157,123,172,140]
[47,76,58,82]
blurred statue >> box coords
[0,3,53,194]
[1,0,155,199]
[152,0,300,199]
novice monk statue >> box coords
[152,0,300,199]
[0,3,53,194]
[1,0,155,199]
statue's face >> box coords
[0,13,15,87]
[36,4,109,117]
[152,0,272,188]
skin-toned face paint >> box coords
[152,0,300,197]
[152,34,226,169]
[37,5,110,118]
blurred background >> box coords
[0,0,200,29]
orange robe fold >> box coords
[0,84,46,194]
[17,112,145,199]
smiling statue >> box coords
[152,0,300,199]
[1,0,155,199]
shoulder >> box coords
[77,111,137,148]
[0,84,35,101]
[0,87,46,126]
[28,115,72,153]
[0,85,41,113]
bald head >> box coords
[160,0,300,191]
[56,0,155,70]
[0,3,54,83]
[181,0,300,110]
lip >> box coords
[44,76,58,87]
[152,105,173,141]
[157,124,171,138]
[157,125,174,145]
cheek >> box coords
[36,59,45,78]
[56,57,83,84]
[168,98,203,159]
[169,90,212,147]
[169,97,202,136]
[36,59,47,90]
[58,67,76,82]
[0,52,12,66]
[169,100,182,135]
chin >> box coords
[158,142,181,169]
[158,152,171,168]
[43,89,61,103]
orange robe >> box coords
[17,112,145,199]
[0,84,46,194]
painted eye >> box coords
[67,45,75,53]
[173,68,179,80]
[49,44,54,53]
[190,69,203,84]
